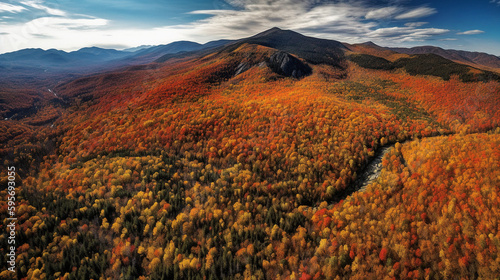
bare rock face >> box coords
[232,50,312,79]
[266,51,312,79]
[234,62,250,76]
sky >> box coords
[0,0,499,55]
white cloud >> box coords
[0,3,27,13]
[440,38,457,41]
[158,0,445,45]
[0,0,113,53]
[0,15,109,53]
[404,22,428,27]
[365,26,449,43]
[21,0,67,16]
[395,7,436,19]
[32,17,108,29]
[173,0,376,43]
[161,1,446,45]
[457,30,484,35]
[365,7,401,20]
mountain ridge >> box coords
[2,28,499,74]
[389,45,500,70]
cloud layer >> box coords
[170,0,447,45]
[166,1,448,45]
[394,7,436,19]
[457,30,484,35]
[0,3,26,13]
[0,0,485,53]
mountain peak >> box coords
[264,27,284,33]
[269,27,283,31]
[362,41,379,47]
[79,46,101,50]
[251,27,290,38]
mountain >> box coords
[237,27,347,68]
[130,41,205,63]
[0,48,70,66]
[122,45,154,52]
[0,39,236,75]
[0,47,130,65]
[344,41,500,82]
[389,45,500,70]
[202,39,234,49]
[344,41,409,62]
[69,47,128,60]
[349,52,500,82]
[155,27,348,76]
[152,39,235,63]
[129,39,234,64]
[134,40,234,60]
[0,47,133,72]
[155,27,348,68]
[345,42,500,72]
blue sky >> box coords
[0,0,499,55]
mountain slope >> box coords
[137,39,234,65]
[344,41,409,62]
[129,41,204,62]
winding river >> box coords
[328,144,395,205]
[353,145,393,192]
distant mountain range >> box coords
[388,46,500,70]
[0,39,234,75]
[1,27,500,119]
[1,29,499,76]
[0,39,233,118]
[0,47,129,70]
[135,40,234,64]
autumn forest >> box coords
[1,28,500,279]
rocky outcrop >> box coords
[232,50,312,79]
[266,51,312,79]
